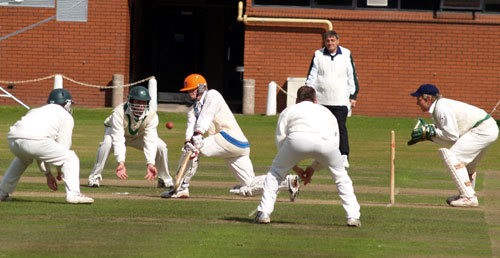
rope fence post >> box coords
[148,77,157,112]
[53,74,63,89]
[112,74,124,108]
[266,81,277,116]
[243,79,255,114]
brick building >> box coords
[1,0,499,118]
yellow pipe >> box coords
[237,1,333,31]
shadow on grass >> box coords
[8,199,65,205]
[222,216,299,225]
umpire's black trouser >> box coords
[322,105,349,157]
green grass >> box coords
[0,106,499,257]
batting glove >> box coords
[191,133,203,150]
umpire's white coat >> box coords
[1,104,82,196]
[258,101,360,219]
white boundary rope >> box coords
[0,74,155,89]
[489,100,500,115]
[275,82,297,99]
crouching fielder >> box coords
[87,86,173,188]
[408,84,498,207]
[0,89,93,204]
[254,86,361,227]
[161,74,299,199]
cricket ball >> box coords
[166,122,174,129]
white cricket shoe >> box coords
[157,179,174,189]
[446,194,460,205]
[160,188,189,199]
[229,184,242,195]
[66,193,94,204]
[0,190,12,202]
[342,155,350,168]
[254,211,270,224]
[287,175,300,202]
[449,196,478,207]
[88,175,102,188]
[347,218,362,227]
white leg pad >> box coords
[232,175,265,197]
[438,148,475,198]
[178,153,199,191]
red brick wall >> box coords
[0,1,130,108]
[243,3,500,118]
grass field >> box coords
[0,106,499,257]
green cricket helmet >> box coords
[47,88,73,113]
[127,86,151,118]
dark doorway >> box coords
[129,0,245,112]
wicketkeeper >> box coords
[161,74,300,199]
[408,84,498,207]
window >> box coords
[0,0,54,8]
[253,0,499,13]
[485,0,500,12]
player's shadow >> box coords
[222,216,297,225]
[5,199,66,205]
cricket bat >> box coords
[173,151,192,192]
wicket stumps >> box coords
[390,130,395,205]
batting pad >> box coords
[438,148,475,198]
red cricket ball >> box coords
[166,122,174,129]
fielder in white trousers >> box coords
[88,126,171,184]
[256,86,360,225]
[3,138,82,197]
[1,89,93,204]
[258,132,360,218]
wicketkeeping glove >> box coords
[408,120,436,145]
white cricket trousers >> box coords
[449,118,499,172]
[89,127,172,182]
[258,132,361,220]
[1,138,82,196]
[179,136,290,194]
[199,136,255,185]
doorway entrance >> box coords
[130,0,245,112]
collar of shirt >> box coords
[428,99,438,114]
[323,46,342,61]
[194,91,208,118]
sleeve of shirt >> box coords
[275,110,288,149]
[305,52,318,87]
[346,54,356,98]
[349,54,360,100]
[185,107,196,140]
[433,107,460,142]
[194,91,220,134]
[142,114,159,165]
[56,113,74,149]
[111,111,127,163]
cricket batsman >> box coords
[408,84,498,207]
[161,73,300,199]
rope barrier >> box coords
[275,82,296,100]
[0,74,155,89]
